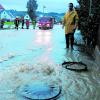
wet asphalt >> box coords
[0,25,100,100]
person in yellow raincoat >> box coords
[62,3,79,49]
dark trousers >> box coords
[15,24,18,30]
[65,33,74,48]
[22,23,24,29]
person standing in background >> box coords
[26,19,30,29]
[32,19,36,29]
[21,17,25,29]
[0,19,5,29]
[14,17,20,30]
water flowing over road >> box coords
[0,25,100,100]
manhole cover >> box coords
[62,61,88,72]
[17,81,61,100]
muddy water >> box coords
[0,26,100,100]
[0,58,100,100]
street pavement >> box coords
[0,25,100,100]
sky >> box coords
[0,0,78,13]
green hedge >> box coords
[4,22,14,25]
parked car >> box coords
[38,17,54,29]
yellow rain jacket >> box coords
[63,10,79,34]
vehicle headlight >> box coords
[38,23,41,26]
[46,24,50,26]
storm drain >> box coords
[17,81,61,100]
[62,61,88,72]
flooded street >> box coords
[0,25,100,100]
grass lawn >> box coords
[4,21,15,29]
[4,22,14,26]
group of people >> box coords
[14,17,36,30]
[14,3,78,50]
[0,3,78,50]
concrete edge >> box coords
[94,46,100,66]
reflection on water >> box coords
[35,30,52,45]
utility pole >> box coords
[43,5,46,16]
[89,0,92,16]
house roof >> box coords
[0,4,5,10]
[2,10,27,18]
[16,11,27,17]
[4,10,15,18]
[0,10,4,14]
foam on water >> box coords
[0,61,100,100]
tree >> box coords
[27,0,38,20]
[77,0,100,48]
